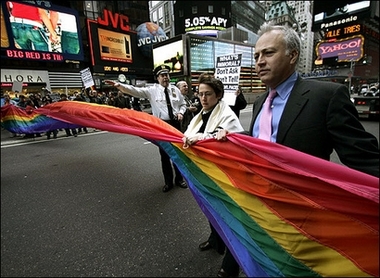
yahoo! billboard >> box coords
[315,35,364,63]
[0,1,84,62]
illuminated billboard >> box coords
[153,35,187,77]
[87,19,153,75]
[136,22,168,58]
[315,35,364,64]
[98,28,132,63]
[312,1,371,31]
[174,2,232,37]
[0,1,84,62]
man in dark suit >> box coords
[206,21,379,278]
[249,22,379,177]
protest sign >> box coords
[80,67,95,89]
[11,81,23,93]
[214,53,242,106]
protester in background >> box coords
[1,94,18,137]
[190,88,202,115]
[105,65,188,193]
[41,94,53,105]
[46,128,58,140]
[17,95,38,138]
[58,93,77,137]
[87,90,98,103]
[23,98,42,138]
[2,94,12,106]
[73,92,88,134]
[229,86,247,118]
[114,91,131,109]
[17,95,27,108]
[42,95,58,139]
[107,92,116,106]
[212,21,380,278]
[29,94,41,109]
[176,80,198,132]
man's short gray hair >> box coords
[258,21,301,63]
[176,80,187,89]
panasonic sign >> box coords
[320,15,358,29]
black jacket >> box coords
[249,76,379,177]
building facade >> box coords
[149,1,267,99]
[287,1,314,74]
[2,1,377,100]
[265,1,314,74]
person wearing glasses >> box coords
[182,73,244,148]
[105,65,188,193]
[181,73,244,277]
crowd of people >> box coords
[1,88,146,140]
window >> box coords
[151,1,160,8]
[152,11,157,24]
[84,1,99,21]
[164,3,170,26]
[158,7,163,28]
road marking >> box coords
[1,131,108,149]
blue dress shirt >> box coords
[253,72,298,142]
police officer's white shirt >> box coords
[116,83,187,121]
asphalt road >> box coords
[1,131,231,277]
[1,106,378,277]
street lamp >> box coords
[348,59,355,94]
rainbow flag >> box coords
[2,102,379,277]
[1,104,81,134]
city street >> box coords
[1,106,379,277]
[1,130,228,277]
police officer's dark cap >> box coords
[153,65,170,76]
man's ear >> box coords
[289,50,299,64]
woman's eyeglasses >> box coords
[198,92,214,98]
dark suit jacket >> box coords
[249,76,379,177]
